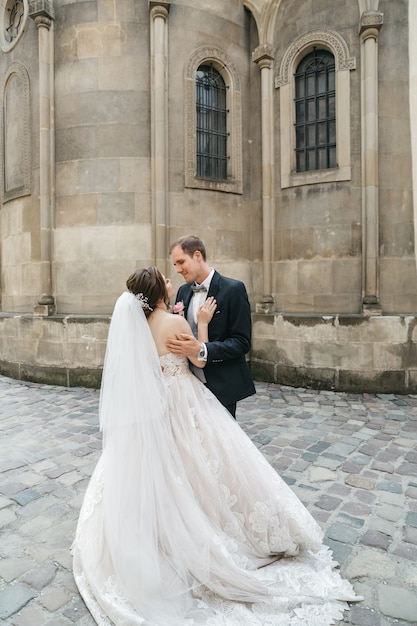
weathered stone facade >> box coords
[0,0,416,391]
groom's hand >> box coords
[166,334,200,358]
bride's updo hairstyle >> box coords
[126,266,169,318]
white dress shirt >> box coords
[191,268,214,325]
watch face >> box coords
[1,0,28,52]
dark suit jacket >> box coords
[176,271,256,407]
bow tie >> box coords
[191,284,207,293]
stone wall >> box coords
[0,313,108,387]
[1,312,417,394]
[0,1,416,392]
[251,313,417,393]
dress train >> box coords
[72,346,360,625]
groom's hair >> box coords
[169,235,207,261]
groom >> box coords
[167,235,255,418]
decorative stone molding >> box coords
[184,46,242,195]
[359,10,383,36]
[275,29,356,89]
[0,62,31,201]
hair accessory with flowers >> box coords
[173,300,184,316]
[135,292,153,311]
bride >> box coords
[72,266,361,626]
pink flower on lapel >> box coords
[173,301,185,316]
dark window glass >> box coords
[294,49,336,172]
[196,65,228,180]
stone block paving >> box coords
[0,374,417,625]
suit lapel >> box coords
[207,270,220,299]
[181,284,194,317]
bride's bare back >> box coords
[147,308,192,357]
[147,296,216,360]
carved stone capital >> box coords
[29,0,55,21]
[252,43,274,69]
[33,15,52,29]
[149,1,170,20]
[359,11,383,36]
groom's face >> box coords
[171,245,202,284]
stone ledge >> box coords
[0,314,109,388]
[251,313,417,393]
[0,360,102,389]
[1,312,417,392]
[250,358,416,393]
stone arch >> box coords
[276,29,356,88]
[1,61,31,201]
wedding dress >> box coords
[72,292,360,626]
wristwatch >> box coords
[197,342,207,362]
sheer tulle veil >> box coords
[96,292,252,622]
[99,291,167,433]
[97,292,196,621]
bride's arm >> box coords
[167,315,205,368]
[197,297,217,342]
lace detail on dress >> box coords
[73,341,361,626]
[74,571,114,626]
[160,352,190,377]
[77,464,104,526]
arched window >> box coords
[196,65,227,180]
[276,30,355,189]
[185,47,242,194]
[294,49,336,172]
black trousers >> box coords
[225,403,237,419]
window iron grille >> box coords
[5,0,25,43]
[196,65,228,180]
[294,49,336,173]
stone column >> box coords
[29,0,55,315]
[252,44,275,313]
[410,0,417,289]
[149,1,170,273]
[359,9,383,315]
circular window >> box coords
[0,0,28,52]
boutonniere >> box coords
[173,301,185,316]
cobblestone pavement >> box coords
[0,374,417,626]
